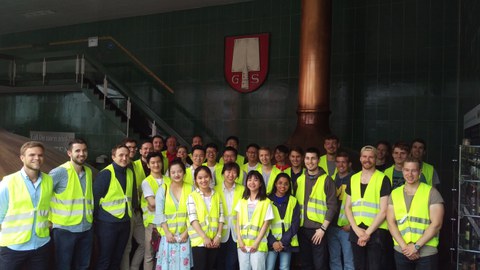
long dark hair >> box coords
[242,170,267,201]
[269,172,292,196]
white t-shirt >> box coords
[234,197,274,221]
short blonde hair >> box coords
[360,145,377,158]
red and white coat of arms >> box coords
[224,33,269,93]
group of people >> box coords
[0,134,444,270]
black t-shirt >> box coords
[345,175,391,242]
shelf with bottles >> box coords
[458,210,480,252]
[458,251,480,270]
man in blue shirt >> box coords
[49,139,93,270]
[0,141,53,270]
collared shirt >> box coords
[0,168,51,251]
[49,165,92,232]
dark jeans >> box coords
[394,251,438,270]
[0,241,51,270]
[192,246,219,270]
[53,228,94,270]
[216,233,239,270]
[350,228,389,270]
[94,220,130,270]
[298,227,328,270]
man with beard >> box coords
[0,141,53,270]
[49,139,93,270]
[318,134,340,178]
[344,146,391,270]
[295,147,337,270]
[122,140,153,270]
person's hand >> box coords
[272,241,284,252]
[179,232,188,243]
[250,242,260,253]
[341,225,351,232]
[402,243,419,259]
[238,241,248,253]
[212,235,221,248]
[166,232,176,243]
[203,236,213,248]
[311,228,325,245]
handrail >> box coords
[0,36,173,94]
[82,53,189,146]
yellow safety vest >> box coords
[99,164,133,219]
[50,162,93,226]
[270,196,299,247]
[132,159,147,190]
[159,182,193,236]
[391,183,438,247]
[241,163,261,173]
[184,167,195,186]
[141,174,171,227]
[0,172,52,246]
[214,183,245,239]
[264,166,282,194]
[188,191,221,247]
[384,166,394,185]
[350,170,387,229]
[318,155,337,179]
[237,199,271,252]
[295,173,328,226]
[337,183,349,227]
[422,162,434,186]
[161,150,169,174]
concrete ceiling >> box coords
[1,0,249,35]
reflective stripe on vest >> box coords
[350,170,387,229]
[214,183,244,239]
[391,183,438,247]
[0,172,52,246]
[99,165,133,219]
[237,199,271,252]
[141,175,170,227]
[318,155,337,179]
[295,173,328,226]
[50,162,93,226]
[188,191,221,247]
[158,183,192,236]
[270,196,299,247]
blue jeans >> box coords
[394,251,438,270]
[326,226,354,270]
[266,251,291,270]
[0,241,51,270]
[53,228,93,270]
[237,248,267,270]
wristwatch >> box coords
[414,243,421,251]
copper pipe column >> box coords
[287,0,332,149]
